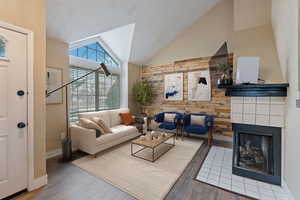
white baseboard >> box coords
[28,174,48,191]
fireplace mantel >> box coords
[219,83,289,97]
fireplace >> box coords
[232,123,281,185]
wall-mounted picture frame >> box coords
[164,73,183,101]
[188,70,211,101]
[46,67,63,104]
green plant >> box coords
[133,80,155,106]
[217,63,233,74]
[217,63,233,79]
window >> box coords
[69,42,119,67]
[69,67,120,122]
[0,37,6,57]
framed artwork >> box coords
[164,73,183,101]
[46,67,63,104]
[188,70,211,101]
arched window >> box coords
[0,36,7,57]
[69,42,119,67]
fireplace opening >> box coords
[236,133,273,175]
[232,123,281,185]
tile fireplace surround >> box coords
[231,96,286,127]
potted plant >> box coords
[133,80,156,116]
[217,63,233,86]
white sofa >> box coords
[71,108,141,156]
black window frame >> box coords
[69,66,121,122]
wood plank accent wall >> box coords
[142,54,234,137]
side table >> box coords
[175,118,184,140]
[134,115,145,134]
[146,116,154,131]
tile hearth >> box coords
[196,146,293,200]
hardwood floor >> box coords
[16,139,251,200]
[166,140,251,200]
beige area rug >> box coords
[72,138,203,200]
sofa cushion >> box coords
[110,108,130,127]
[184,125,208,135]
[191,115,206,126]
[79,118,104,137]
[79,110,111,127]
[159,122,176,130]
[164,113,176,122]
[91,117,112,133]
[96,125,137,146]
[96,132,121,146]
[110,125,137,135]
[119,112,134,125]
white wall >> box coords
[46,39,69,153]
[147,0,234,66]
[233,24,283,83]
[234,0,271,31]
[100,24,135,109]
[271,0,300,199]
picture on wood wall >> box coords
[188,70,211,101]
[164,73,183,101]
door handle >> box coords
[17,122,26,129]
[17,90,25,96]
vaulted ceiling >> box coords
[47,0,222,64]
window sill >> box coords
[0,57,9,62]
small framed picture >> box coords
[46,67,63,104]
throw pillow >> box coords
[91,117,112,133]
[191,115,206,126]
[119,112,134,125]
[164,113,176,122]
[79,118,104,137]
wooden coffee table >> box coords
[131,133,175,162]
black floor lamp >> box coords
[46,63,111,161]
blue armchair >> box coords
[183,113,214,145]
[154,112,183,131]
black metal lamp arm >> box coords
[46,63,110,96]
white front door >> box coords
[0,26,28,199]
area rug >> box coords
[73,138,202,200]
[196,146,293,200]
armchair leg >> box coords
[208,128,213,146]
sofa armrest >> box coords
[71,124,97,136]
[70,124,97,154]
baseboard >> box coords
[46,148,62,159]
[283,180,296,200]
[28,174,48,191]
[46,147,78,160]
[184,132,233,143]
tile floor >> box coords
[196,146,294,200]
